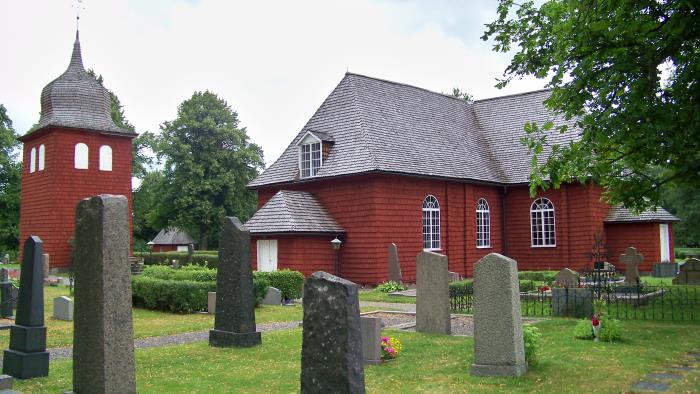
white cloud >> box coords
[1,0,546,166]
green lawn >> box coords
[359,289,416,304]
[14,319,700,393]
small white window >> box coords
[29,147,36,173]
[75,143,89,169]
[531,198,556,247]
[422,195,440,250]
[38,144,45,171]
[300,142,321,177]
[476,198,491,248]
[99,145,112,171]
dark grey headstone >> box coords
[209,217,261,347]
[0,269,12,318]
[652,262,678,277]
[471,253,526,377]
[387,243,402,283]
[551,287,593,318]
[673,258,700,285]
[360,317,381,365]
[301,271,365,394]
[3,236,49,379]
[262,287,282,305]
[416,251,450,334]
[73,195,135,394]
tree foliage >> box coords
[451,87,473,102]
[483,0,700,212]
[157,91,264,249]
[0,104,21,253]
[663,183,700,247]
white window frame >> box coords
[297,132,322,178]
[74,143,89,169]
[38,144,45,171]
[422,195,441,251]
[530,198,556,247]
[99,145,112,171]
[476,198,491,248]
[29,147,36,173]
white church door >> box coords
[257,240,278,272]
[659,224,670,262]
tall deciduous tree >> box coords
[158,91,264,249]
[0,104,21,253]
[483,1,700,212]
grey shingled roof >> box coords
[23,31,135,137]
[244,190,345,234]
[605,205,679,223]
[151,228,196,245]
[249,73,578,188]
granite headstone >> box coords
[208,291,216,314]
[416,251,451,334]
[262,287,282,305]
[673,258,700,285]
[555,268,579,288]
[652,262,678,277]
[387,243,402,283]
[72,195,136,394]
[209,217,261,347]
[0,269,12,318]
[53,296,73,321]
[2,236,49,379]
[42,254,49,280]
[360,317,382,365]
[471,253,527,377]
[301,271,365,394]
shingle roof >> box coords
[151,228,196,245]
[22,31,135,138]
[249,73,578,188]
[605,205,679,223]
[244,190,345,234]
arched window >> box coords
[38,144,45,171]
[476,198,490,248]
[29,147,36,173]
[531,198,556,247]
[422,195,440,250]
[75,143,89,169]
[99,145,112,171]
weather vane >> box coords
[73,0,85,29]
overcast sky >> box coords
[1,0,546,167]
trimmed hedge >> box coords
[254,270,304,300]
[141,265,217,282]
[518,271,558,283]
[448,279,538,293]
[134,252,219,269]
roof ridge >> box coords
[468,105,509,183]
[347,75,380,170]
[345,72,472,106]
[473,88,552,103]
[277,191,297,230]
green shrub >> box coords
[519,271,558,283]
[135,251,219,269]
[523,325,541,364]
[141,265,217,282]
[253,270,304,300]
[448,279,473,293]
[518,279,537,293]
[375,281,407,293]
[573,319,594,340]
[253,278,270,307]
[599,317,623,342]
[132,276,215,313]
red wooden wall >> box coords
[251,235,336,277]
[605,222,674,272]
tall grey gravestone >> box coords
[0,269,12,318]
[3,236,49,379]
[387,243,402,283]
[72,195,136,394]
[209,217,261,347]
[416,251,451,334]
[471,253,527,377]
[301,271,365,394]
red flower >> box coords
[591,315,600,327]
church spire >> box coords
[67,30,85,75]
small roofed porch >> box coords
[244,190,345,277]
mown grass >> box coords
[14,319,700,393]
[359,289,416,304]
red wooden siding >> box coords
[18,128,133,268]
[251,235,335,277]
[605,222,672,272]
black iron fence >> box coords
[450,284,700,321]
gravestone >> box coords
[301,271,365,393]
[72,195,135,394]
[2,236,49,379]
[652,262,678,277]
[0,269,12,318]
[448,271,461,282]
[551,287,593,318]
[360,317,382,365]
[0,374,12,390]
[208,291,216,314]
[209,217,261,347]
[416,251,450,334]
[187,244,194,265]
[471,253,527,377]
[555,268,579,288]
[387,243,402,283]
[53,296,73,321]
[42,254,49,279]
[673,258,700,285]
[262,287,282,305]
[621,247,643,284]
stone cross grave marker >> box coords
[360,317,382,365]
[53,296,73,321]
[621,247,643,284]
[2,236,49,379]
[416,251,451,335]
[471,253,527,377]
[72,195,136,394]
[387,243,402,283]
[209,217,261,347]
[301,271,365,394]
[673,258,700,285]
[555,268,579,288]
[0,269,12,318]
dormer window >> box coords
[297,131,332,178]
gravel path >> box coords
[359,301,416,312]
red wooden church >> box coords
[18,32,135,269]
[245,73,678,284]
